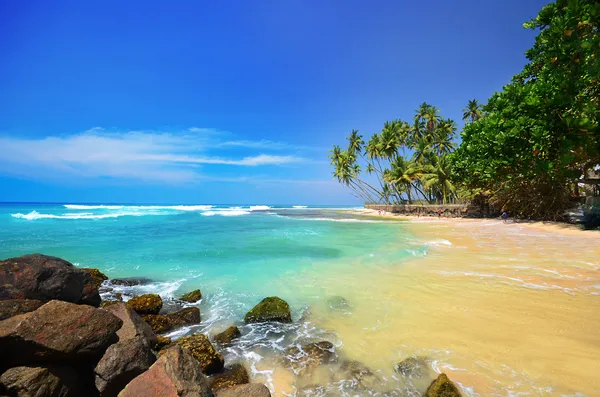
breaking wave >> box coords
[11,210,169,220]
[64,204,214,211]
[201,210,251,217]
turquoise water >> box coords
[1,202,428,395]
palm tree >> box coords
[384,156,424,203]
[432,119,457,155]
[423,106,440,137]
[347,129,364,156]
[422,155,455,204]
[411,138,433,164]
[462,99,482,123]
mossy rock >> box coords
[396,356,430,379]
[127,294,163,315]
[244,296,292,324]
[180,289,202,302]
[141,314,173,334]
[166,307,201,327]
[425,373,462,397]
[209,363,249,393]
[214,325,241,344]
[177,334,224,375]
[284,341,336,375]
[81,268,108,289]
[111,277,152,286]
[327,296,351,311]
[100,301,120,308]
[154,335,172,351]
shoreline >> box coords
[347,208,600,238]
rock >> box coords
[95,336,156,397]
[0,254,100,306]
[209,363,249,393]
[334,360,378,390]
[126,294,163,315]
[103,303,157,346]
[396,356,430,378]
[180,289,202,303]
[141,314,173,334]
[176,334,224,375]
[82,268,109,289]
[110,278,152,287]
[244,297,292,324]
[167,307,201,327]
[0,299,44,321]
[284,341,336,375]
[327,296,352,312]
[425,373,462,397]
[0,366,82,397]
[154,336,172,351]
[0,300,122,366]
[213,326,241,345]
[101,301,120,308]
[216,384,271,397]
[117,345,212,397]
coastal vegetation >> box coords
[330,0,600,220]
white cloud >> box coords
[0,128,314,183]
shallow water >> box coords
[1,204,599,396]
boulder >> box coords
[0,254,100,306]
[334,360,378,390]
[213,326,241,345]
[396,356,431,379]
[0,300,122,366]
[141,314,173,334]
[154,336,172,351]
[117,345,212,397]
[244,297,292,324]
[101,301,121,308]
[0,299,44,321]
[110,278,152,287]
[126,294,163,315]
[81,268,109,289]
[425,373,462,397]
[95,336,156,397]
[176,334,224,375]
[284,341,336,375]
[0,366,82,397]
[209,363,249,393]
[167,307,201,327]
[180,289,202,303]
[216,384,271,397]
[103,303,157,345]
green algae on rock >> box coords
[126,294,163,315]
[214,325,241,345]
[140,314,173,334]
[209,363,249,393]
[396,356,431,379]
[284,341,336,375]
[166,307,200,327]
[244,297,292,324]
[180,289,202,303]
[425,373,462,397]
[153,335,172,351]
[81,268,108,290]
[176,334,224,375]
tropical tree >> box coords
[422,155,455,204]
[462,99,482,123]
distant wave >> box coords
[11,210,167,220]
[249,205,271,211]
[292,205,308,208]
[201,210,251,217]
[64,205,124,209]
[64,204,213,211]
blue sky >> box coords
[0,0,549,204]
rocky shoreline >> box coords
[0,254,463,397]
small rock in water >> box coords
[0,366,82,397]
[214,325,241,344]
[167,306,201,327]
[140,314,173,334]
[284,341,336,375]
[117,345,212,397]
[176,334,224,375]
[110,277,152,287]
[327,296,352,312]
[396,356,431,379]
[126,294,163,315]
[244,296,292,324]
[180,289,202,302]
[210,363,250,393]
[0,299,44,321]
[216,383,271,397]
[425,373,462,397]
[335,360,378,389]
[81,268,109,289]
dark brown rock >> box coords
[0,299,44,321]
[154,335,172,351]
[0,365,82,397]
[213,326,241,345]
[176,334,224,375]
[103,303,157,346]
[95,336,156,397]
[126,294,163,315]
[110,278,151,287]
[81,268,109,289]
[0,300,122,366]
[396,356,431,379]
[0,254,100,306]
[284,341,336,375]
[117,345,212,397]
[216,384,270,397]
[166,307,201,327]
[425,373,462,397]
[244,297,292,324]
[210,363,249,393]
[141,314,173,334]
[180,289,202,303]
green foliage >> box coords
[451,0,600,219]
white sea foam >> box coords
[249,205,271,211]
[425,239,453,247]
[201,210,251,217]
[64,204,124,209]
[293,205,308,208]
[11,210,169,220]
[64,204,213,211]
